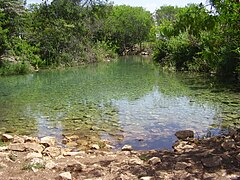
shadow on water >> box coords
[0,56,239,150]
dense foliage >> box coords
[0,0,153,75]
[153,1,240,76]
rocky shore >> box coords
[0,129,239,180]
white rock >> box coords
[24,142,44,153]
[0,146,8,152]
[59,172,72,180]
[45,160,57,169]
[148,157,161,165]
[140,177,154,180]
[1,134,13,142]
[121,145,133,151]
[0,152,10,157]
[8,143,25,152]
[91,144,100,150]
[128,158,144,165]
[13,136,24,143]
[43,147,61,157]
[63,152,85,156]
[26,152,43,159]
[30,158,45,165]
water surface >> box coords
[0,56,239,150]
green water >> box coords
[0,56,239,150]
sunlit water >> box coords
[0,56,239,150]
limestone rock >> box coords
[175,130,194,140]
[91,144,100,150]
[0,146,8,152]
[40,136,56,147]
[63,152,85,156]
[121,145,133,151]
[13,136,24,143]
[65,142,78,147]
[201,156,222,168]
[140,177,154,180]
[0,152,10,157]
[23,136,39,143]
[59,172,72,180]
[128,158,144,165]
[30,158,45,166]
[43,147,61,157]
[148,157,161,165]
[26,152,43,159]
[173,141,196,152]
[175,162,190,170]
[45,160,57,169]
[24,142,44,153]
[1,134,13,142]
[8,143,25,152]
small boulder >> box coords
[43,147,61,158]
[175,130,194,140]
[45,160,57,169]
[23,136,39,143]
[0,146,8,152]
[13,136,25,143]
[140,177,154,180]
[91,144,100,150]
[8,143,25,152]
[24,142,44,153]
[1,134,13,142]
[201,156,222,168]
[26,152,43,159]
[121,145,133,151]
[63,152,85,156]
[59,172,72,180]
[65,142,78,147]
[148,157,161,165]
[40,136,56,147]
[128,158,144,165]
[30,158,45,166]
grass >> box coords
[22,163,45,170]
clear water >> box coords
[0,56,239,150]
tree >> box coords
[104,5,153,54]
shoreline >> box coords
[0,129,239,179]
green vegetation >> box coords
[0,0,153,75]
[153,1,240,77]
[22,163,45,170]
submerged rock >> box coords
[175,130,194,140]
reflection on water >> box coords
[0,56,239,150]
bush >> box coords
[0,61,34,76]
